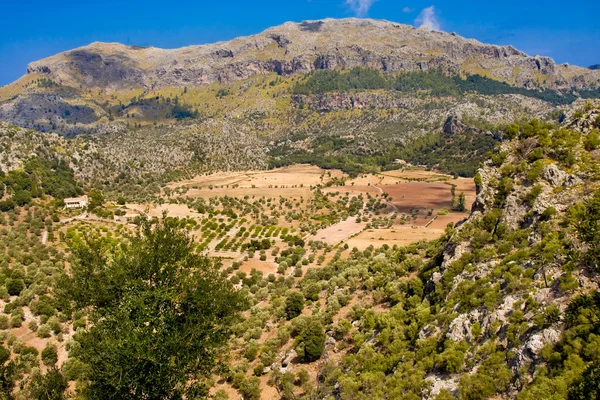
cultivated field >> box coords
[121,164,475,260]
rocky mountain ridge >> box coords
[23,19,600,91]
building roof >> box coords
[64,196,88,203]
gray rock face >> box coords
[281,350,296,368]
[443,115,467,135]
[24,18,600,91]
[543,164,569,187]
[542,164,581,187]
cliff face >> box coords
[24,19,600,91]
[422,107,600,397]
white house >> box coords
[64,195,88,209]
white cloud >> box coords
[345,0,376,17]
[402,7,414,13]
[415,6,441,31]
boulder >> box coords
[443,115,466,135]
[281,350,296,368]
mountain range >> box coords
[0,18,599,135]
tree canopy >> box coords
[59,215,247,399]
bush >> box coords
[584,130,600,151]
[526,160,545,183]
[284,292,305,320]
[253,363,265,377]
[26,368,68,400]
[569,362,600,399]
[0,315,9,330]
[5,279,25,296]
[41,344,58,366]
[9,315,22,328]
[295,320,326,363]
[61,358,90,381]
[37,324,52,338]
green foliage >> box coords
[295,319,325,363]
[170,103,200,120]
[41,344,58,366]
[5,279,24,296]
[293,68,389,94]
[569,362,600,400]
[456,192,467,212]
[293,68,579,105]
[570,189,600,271]
[584,130,600,151]
[526,160,545,183]
[87,189,104,210]
[284,292,305,320]
[458,352,511,399]
[0,157,82,209]
[0,345,16,398]
[58,216,246,399]
[26,368,68,400]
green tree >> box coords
[456,192,467,212]
[58,215,246,399]
[569,362,600,400]
[584,130,600,151]
[571,189,600,271]
[295,320,326,363]
[26,368,68,400]
[0,345,16,400]
[5,279,24,296]
[87,189,104,211]
[41,344,58,366]
[284,292,305,320]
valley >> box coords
[0,15,599,400]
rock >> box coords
[501,192,526,230]
[425,374,460,399]
[447,314,472,342]
[525,328,561,355]
[443,115,466,135]
[281,350,296,368]
[543,164,568,187]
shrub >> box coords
[5,279,25,296]
[0,315,8,330]
[295,320,325,363]
[61,358,90,381]
[41,344,58,366]
[284,292,305,320]
[526,160,545,183]
[568,362,600,399]
[37,324,52,338]
[584,130,600,151]
[9,315,22,328]
[253,363,265,377]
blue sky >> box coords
[1,0,599,86]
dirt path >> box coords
[373,184,399,213]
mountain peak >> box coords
[20,17,599,92]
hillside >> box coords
[211,102,600,400]
[0,18,599,138]
[1,17,600,399]
[0,99,597,399]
